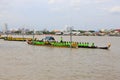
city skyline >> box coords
[0,0,120,31]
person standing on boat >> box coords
[60,36,63,42]
[91,43,95,47]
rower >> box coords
[84,42,87,47]
[86,42,89,47]
[79,42,81,46]
[91,43,95,47]
[60,36,63,42]
[108,43,111,48]
[82,42,84,47]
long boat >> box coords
[26,36,111,49]
[4,36,32,41]
[0,35,5,39]
[0,36,5,39]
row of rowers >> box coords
[51,41,95,47]
[59,37,95,47]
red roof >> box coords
[114,29,120,32]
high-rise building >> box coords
[2,23,8,34]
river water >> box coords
[0,35,120,80]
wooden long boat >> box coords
[0,37,5,39]
[4,37,32,41]
[27,40,111,49]
[0,35,5,39]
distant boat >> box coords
[0,35,5,39]
[4,36,32,41]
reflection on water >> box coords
[0,36,120,80]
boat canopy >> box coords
[42,36,55,42]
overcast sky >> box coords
[0,0,120,30]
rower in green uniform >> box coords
[91,43,95,47]
[86,42,89,47]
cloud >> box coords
[48,0,64,4]
[70,0,81,7]
[48,0,82,11]
[94,0,111,3]
[47,0,112,12]
[48,0,55,4]
[0,0,12,11]
[109,6,120,13]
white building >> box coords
[1,23,8,34]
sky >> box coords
[0,0,120,31]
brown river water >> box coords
[0,35,120,80]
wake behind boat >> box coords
[26,36,111,49]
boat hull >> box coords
[78,46,109,49]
